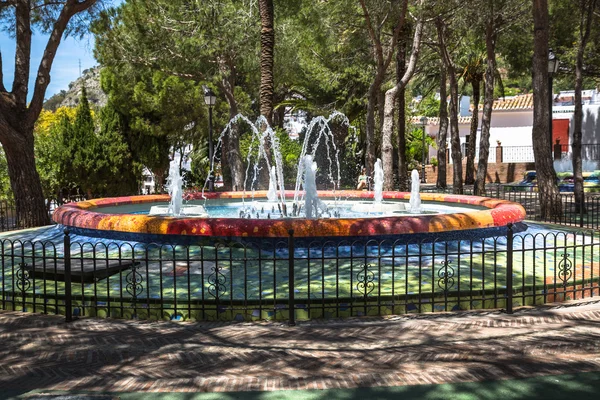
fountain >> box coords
[267,166,278,202]
[409,169,422,214]
[302,155,328,219]
[373,159,384,204]
[148,155,208,217]
[53,113,526,242]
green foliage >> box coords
[35,112,68,201]
[185,140,209,189]
[417,96,441,118]
[406,127,436,171]
[95,103,141,196]
[339,127,362,189]
[276,128,302,186]
[239,128,302,188]
[0,148,11,200]
[43,90,68,112]
[34,92,140,200]
[65,86,98,194]
[99,66,205,188]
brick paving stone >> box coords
[0,299,600,393]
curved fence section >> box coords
[1,226,599,324]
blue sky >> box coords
[1,33,97,100]
[0,1,124,101]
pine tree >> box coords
[68,86,99,198]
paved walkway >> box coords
[1,299,600,397]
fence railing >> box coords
[421,184,600,230]
[0,200,19,232]
[0,195,104,233]
[1,225,599,324]
[559,143,600,160]
[500,146,536,163]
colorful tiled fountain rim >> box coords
[52,191,526,240]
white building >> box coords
[415,90,600,164]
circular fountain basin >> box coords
[53,191,526,242]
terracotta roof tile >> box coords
[481,93,534,111]
[411,94,534,125]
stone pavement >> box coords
[1,299,600,395]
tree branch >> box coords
[28,0,98,124]
[12,0,32,107]
[359,0,384,67]
[382,0,408,73]
[0,0,17,11]
[0,49,5,93]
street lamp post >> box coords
[204,88,217,192]
[548,49,559,153]
[421,116,428,183]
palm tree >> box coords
[259,0,275,124]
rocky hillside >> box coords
[43,66,108,111]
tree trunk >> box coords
[532,0,561,218]
[226,124,244,192]
[258,0,275,124]
[448,70,462,193]
[396,27,409,191]
[365,80,381,180]
[573,0,595,213]
[377,88,385,143]
[0,0,98,227]
[437,17,462,193]
[380,11,424,192]
[475,19,497,196]
[465,79,480,185]
[152,167,167,193]
[359,0,408,182]
[258,0,275,189]
[0,126,50,227]
[218,81,245,191]
[437,66,449,189]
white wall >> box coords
[424,105,600,164]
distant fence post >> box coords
[495,146,503,164]
[506,223,514,314]
[288,229,296,327]
[63,229,73,323]
[553,141,562,161]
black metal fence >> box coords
[0,196,87,233]
[421,184,600,230]
[0,200,20,232]
[1,226,599,324]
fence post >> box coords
[553,141,562,160]
[288,229,296,327]
[506,223,514,314]
[580,192,585,228]
[63,229,73,322]
[495,146,503,164]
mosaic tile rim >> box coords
[52,191,526,239]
